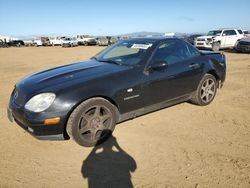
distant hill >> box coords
[117,31,164,37]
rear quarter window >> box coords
[238,30,243,34]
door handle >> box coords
[189,63,200,69]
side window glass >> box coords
[223,31,229,36]
[224,30,237,36]
[238,30,243,34]
[229,30,237,35]
[151,40,193,65]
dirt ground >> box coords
[0,46,249,188]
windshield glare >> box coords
[95,41,153,65]
[207,30,222,36]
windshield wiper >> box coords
[98,59,122,65]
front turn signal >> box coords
[44,117,60,125]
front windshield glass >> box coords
[207,30,222,36]
[94,40,153,66]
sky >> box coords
[0,0,250,36]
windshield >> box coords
[207,30,222,36]
[94,40,153,66]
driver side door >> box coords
[142,40,203,107]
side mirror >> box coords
[148,60,168,71]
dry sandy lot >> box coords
[0,46,249,188]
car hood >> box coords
[16,59,130,93]
[197,35,215,39]
[62,41,72,43]
[240,37,250,42]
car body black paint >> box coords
[8,37,226,139]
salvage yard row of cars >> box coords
[1,29,250,53]
[0,35,119,48]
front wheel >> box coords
[190,74,217,106]
[66,98,118,147]
[212,42,220,51]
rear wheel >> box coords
[66,98,118,147]
[190,74,217,106]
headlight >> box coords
[25,93,56,112]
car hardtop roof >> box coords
[213,28,242,31]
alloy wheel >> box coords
[77,105,112,142]
[200,78,216,103]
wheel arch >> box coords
[206,69,220,83]
[63,95,120,139]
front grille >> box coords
[197,38,205,41]
[239,41,250,46]
[89,39,96,42]
[13,87,26,106]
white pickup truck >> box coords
[195,29,244,51]
[76,35,97,46]
[50,36,66,46]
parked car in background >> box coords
[235,37,250,53]
[8,37,226,147]
[34,37,51,47]
[184,34,203,45]
[34,39,43,47]
[108,36,119,44]
[195,29,244,51]
[62,37,78,47]
[41,37,51,46]
[243,30,250,37]
[0,39,8,48]
[23,39,36,46]
[7,40,25,47]
[96,37,109,46]
[50,36,66,46]
[76,35,97,46]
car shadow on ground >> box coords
[81,135,137,188]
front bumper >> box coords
[62,43,71,47]
[195,41,212,49]
[8,97,68,140]
[236,45,250,53]
[87,41,97,45]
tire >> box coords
[190,74,217,106]
[212,42,220,51]
[66,97,118,147]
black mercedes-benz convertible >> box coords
[8,37,226,147]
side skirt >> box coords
[118,93,193,123]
